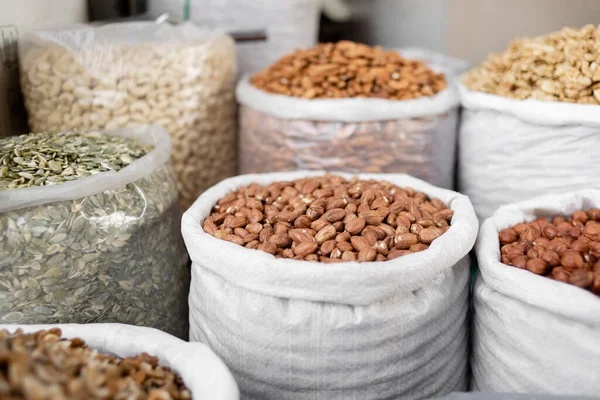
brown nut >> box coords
[499,228,518,245]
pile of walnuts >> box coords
[250,41,446,100]
[202,175,453,263]
[0,329,191,400]
[499,209,600,296]
[463,24,600,104]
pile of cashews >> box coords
[20,35,237,210]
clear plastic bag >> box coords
[19,22,237,210]
[0,126,189,339]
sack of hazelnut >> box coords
[19,22,237,211]
[237,42,460,190]
[181,171,478,399]
[459,24,600,221]
[474,189,600,395]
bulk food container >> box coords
[19,21,237,210]
[0,126,189,339]
[237,43,461,190]
[182,171,478,400]
[474,190,600,395]
[0,323,239,400]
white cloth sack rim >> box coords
[477,189,600,325]
[458,81,600,128]
[0,125,171,213]
[236,60,459,122]
[0,323,239,400]
[182,170,478,306]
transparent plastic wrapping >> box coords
[19,22,237,210]
[239,106,459,189]
[0,126,189,339]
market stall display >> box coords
[474,189,600,394]
[237,41,460,189]
[0,126,189,339]
[19,22,237,210]
[0,324,239,400]
[459,24,600,221]
[182,171,478,399]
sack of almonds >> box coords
[237,42,460,189]
[0,126,189,339]
[181,171,478,399]
[0,323,239,399]
[474,189,600,395]
[459,24,600,221]
[19,22,237,211]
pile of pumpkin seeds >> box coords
[0,131,189,339]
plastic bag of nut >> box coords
[0,323,239,399]
[19,22,237,211]
[0,125,189,339]
[182,171,478,399]
[459,25,600,221]
[474,189,600,395]
[237,44,460,190]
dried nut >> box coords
[409,243,429,253]
[552,267,571,283]
[395,233,418,250]
[419,227,443,244]
[357,248,377,262]
[526,258,548,275]
[359,210,384,226]
[206,175,450,263]
[561,252,584,271]
[315,225,337,245]
[584,224,600,241]
[341,251,357,262]
[410,224,423,235]
[511,255,528,269]
[351,236,371,252]
[569,269,594,288]
[257,241,277,255]
[346,217,366,235]
[498,228,518,245]
[320,240,336,256]
[293,241,319,257]
[541,250,561,267]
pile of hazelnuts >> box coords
[499,209,600,296]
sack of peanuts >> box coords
[0,323,239,399]
[182,171,478,399]
[19,22,237,210]
[148,0,320,75]
[237,42,460,189]
[474,189,600,395]
[0,126,189,339]
[459,24,600,221]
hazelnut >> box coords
[526,258,548,275]
[498,228,518,245]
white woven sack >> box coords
[0,323,239,400]
[148,0,320,75]
[458,83,600,222]
[182,171,478,400]
[473,189,600,395]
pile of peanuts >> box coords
[463,24,600,104]
[499,209,600,296]
[202,175,453,263]
[250,41,446,100]
[19,34,237,210]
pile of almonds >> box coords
[499,209,600,296]
[202,175,453,263]
[0,329,191,400]
[463,24,600,104]
[250,41,447,99]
